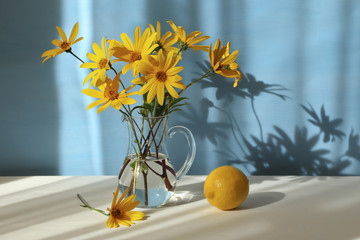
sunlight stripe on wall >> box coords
[56,0,103,175]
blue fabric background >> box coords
[1,0,360,176]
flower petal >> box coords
[138,61,156,75]
[92,42,103,58]
[56,26,67,42]
[122,62,133,75]
[219,68,240,78]
[120,200,140,212]
[111,99,123,110]
[166,66,183,75]
[134,26,141,50]
[69,22,79,44]
[51,39,62,47]
[97,101,111,114]
[138,79,156,95]
[190,45,209,52]
[157,82,165,106]
[106,216,119,228]
[41,55,52,63]
[188,35,210,45]
[81,88,104,98]
[119,194,136,207]
[119,96,137,105]
[72,37,84,45]
[163,51,173,70]
[85,98,108,110]
[171,81,186,90]
[221,50,239,66]
[121,33,134,50]
[111,186,120,208]
[82,70,99,86]
[86,52,99,62]
[116,187,129,206]
[117,219,133,227]
[147,82,158,103]
[126,211,145,221]
[165,82,180,98]
[41,48,64,58]
[167,20,179,35]
[80,62,98,69]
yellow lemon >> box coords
[204,166,249,210]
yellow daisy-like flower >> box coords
[167,20,210,52]
[41,22,83,63]
[149,21,178,55]
[111,26,158,77]
[209,39,242,82]
[81,37,113,87]
[106,186,144,228]
[132,50,185,105]
[81,73,137,114]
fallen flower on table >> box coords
[77,186,145,228]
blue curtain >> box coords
[1,0,360,176]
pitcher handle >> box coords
[167,126,196,180]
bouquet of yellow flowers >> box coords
[42,20,242,227]
[42,20,241,115]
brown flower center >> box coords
[111,208,121,218]
[106,90,118,100]
[130,52,142,62]
[215,65,223,71]
[98,58,108,69]
[156,71,167,82]
[60,42,70,49]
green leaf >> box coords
[130,161,136,169]
[170,97,188,107]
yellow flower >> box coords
[149,21,178,55]
[81,37,113,87]
[106,186,144,228]
[132,50,185,105]
[82,73,137,114]
[111,26,158,77]
[167,20,210,52]
[209,39,242,83]
[41,22,83,63]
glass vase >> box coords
[118,114,196,208]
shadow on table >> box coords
[0,177,29,184]
[165,178,285,209]
[0,177,116,238]
[164,181,205,207]
[239,191,285,210]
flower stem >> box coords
[77,193,109,216]
[179,70,214,95]
[142,170,148,206]
[68,50,94,71]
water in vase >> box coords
[118,153,177,208]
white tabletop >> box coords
[0,175,359,240]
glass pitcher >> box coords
[118,114,196,208]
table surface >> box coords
[0,175,360,240]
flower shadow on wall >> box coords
[177,98,230,145]
[233,104,356,175]
[196,72,360,176]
